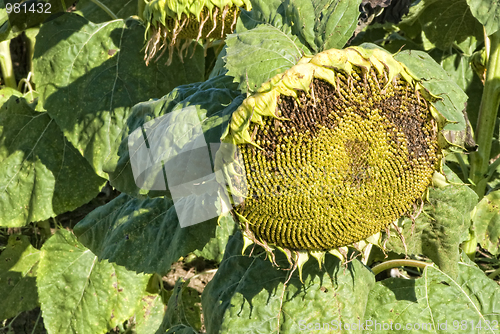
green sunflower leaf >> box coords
[33,13,204,179]
[5,0,65,33]
[365,254,500,333]
[418,0,483,51]
[73,193,236,275]
[76,0,137,23]
[472,189,500,256]
[466,0,500,36]
[225,0,361,93]
[310,0,362,51]
[105,74,242,198]
[0,91,105,227]
[37,230,150,334]
[0,235,40,321]
[202,232,375,333]
[225,24,310,93]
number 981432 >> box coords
[6,2,51,14]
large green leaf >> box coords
[0,91,105,227]
[225,24,309,93]
[466,0,500,36]
[225,0,316,92]
[365,254,500,333]
[385,167,478,278]
[73,193,237,275]
[436,37,483,128]
[310,0,362,51]
[394,50,469,131]
[270,0,362,53]
[76,0,137,23]
[0,235,40,321]
[33,13,204,179]
[202,232,375,334]
[37,230,150,334]
[472,189,500,256]
[106,74,242,198]
[418,0,483,50]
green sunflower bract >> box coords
[218,46,446,257]
[143,0,251,65]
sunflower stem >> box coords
[469,30,500,197]
[488,267,500,279]
[0,40,17,89]
[138,0,146,20]
[371,259,432,276]
[465,30,500,259]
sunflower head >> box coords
[216,46,449,273]
[143,0,251,65]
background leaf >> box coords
[33,13,205,179]
[365,254,500,333]
[74,193,237,275]
[0,91,105,227]
[310,0,362,51]
[472,189,500,256]
[225,24,309,93]
[6,0,65,33]
[202,232,375,334]
[76,0,137,23]
[433,37,484,131]
[37,230,150,334]
[0,235,40,320]
[106,74,242,198]
[226,0,361,93]
[466,0,500,36]
[418,0,483,50]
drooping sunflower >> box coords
[143,0,251,65]
[216,45,450,273]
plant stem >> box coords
[138,0,146,20]
[488,267,500,279]
[469,30,500,197]
[0,40,17,89]
[24,28,38,76]
[30,310,41,334]
[465,30,500,259]
[371,259,432,276]
[89,0,118,20]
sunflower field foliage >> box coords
[1,0,500,333]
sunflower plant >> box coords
[0,0,500,333]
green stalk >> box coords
[24,28,38,81]
[0,40,17,89]
[138,0,146,20]
[488,267,500,280]
[469,30,500,196]
[371,259,432,276]
[90,0,118,20]
[465,30,500,259]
